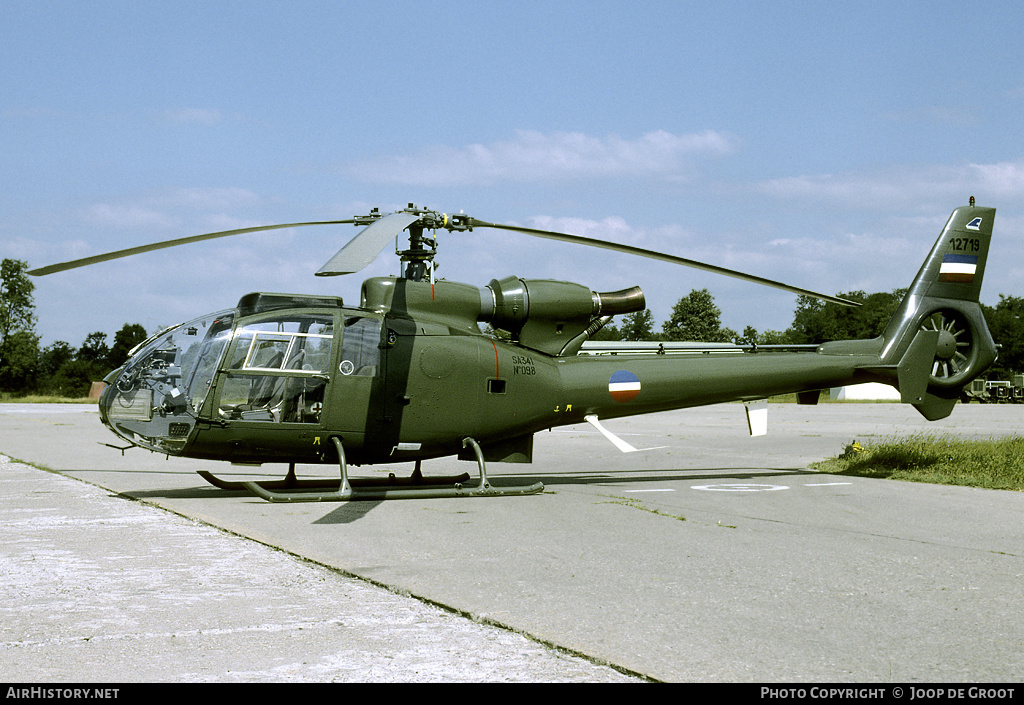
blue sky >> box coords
[3,0,1023,348]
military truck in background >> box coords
[961,375,1024,403]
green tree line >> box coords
[3,258,1024,396]
[597,285,1024,378]
[0,259,149,397]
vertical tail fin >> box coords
[879,202,998,419]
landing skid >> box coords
[197,464,472,492]
[238,437,545,502]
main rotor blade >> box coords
[470,219,860,307]
[316,211,420,276]
[27,219,359,276]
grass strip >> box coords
[0,394,97,403]
[812,434,1024,491]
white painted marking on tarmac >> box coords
[691,484,789,492]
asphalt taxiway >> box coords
[1,402,1022,682]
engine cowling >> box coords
[359,275,646,356]
[482,276,645,355]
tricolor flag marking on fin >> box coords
[938,254,978,283]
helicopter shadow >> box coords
[310,466,822,524]
[95,467,385,523]
[124,485,251,500]
[117,477,384,523]
[313,501,384,525]
[85,465,822,527]
[496,466,821,489]
[58,468,237,501]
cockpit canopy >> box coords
[99,310,235,453]
[97,295,377,455]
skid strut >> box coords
[240,437,544,502]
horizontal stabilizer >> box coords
[897,329,941,404]
[912,394,958,421]
[744,400,768,436]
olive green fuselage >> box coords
[182,321,879,466]
[100,277,889,469]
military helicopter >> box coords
[29,199,998,502]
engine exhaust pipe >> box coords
[595,286,646,316]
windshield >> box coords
[100,310,233,454]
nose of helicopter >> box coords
[96,309,234,455]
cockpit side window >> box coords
[339,316,381,376]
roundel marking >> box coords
[608,370,641,403]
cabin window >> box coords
[218,314,334,423]
[228,316,334,373]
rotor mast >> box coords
[388,204,473,282]
[401,217,435,281]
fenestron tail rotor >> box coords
[920,309,976,386]
[27,203,859,307]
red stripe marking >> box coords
[490,340,500,377]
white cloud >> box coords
[524,214,638,240]
[162,108,222,124]
[80,203,180,230]
[967,160,1024,197]
[78,188,261,232]
[157,187,260,211]
[348,129,737,186]
[756,159,1024,209]
[883,105,977,126]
